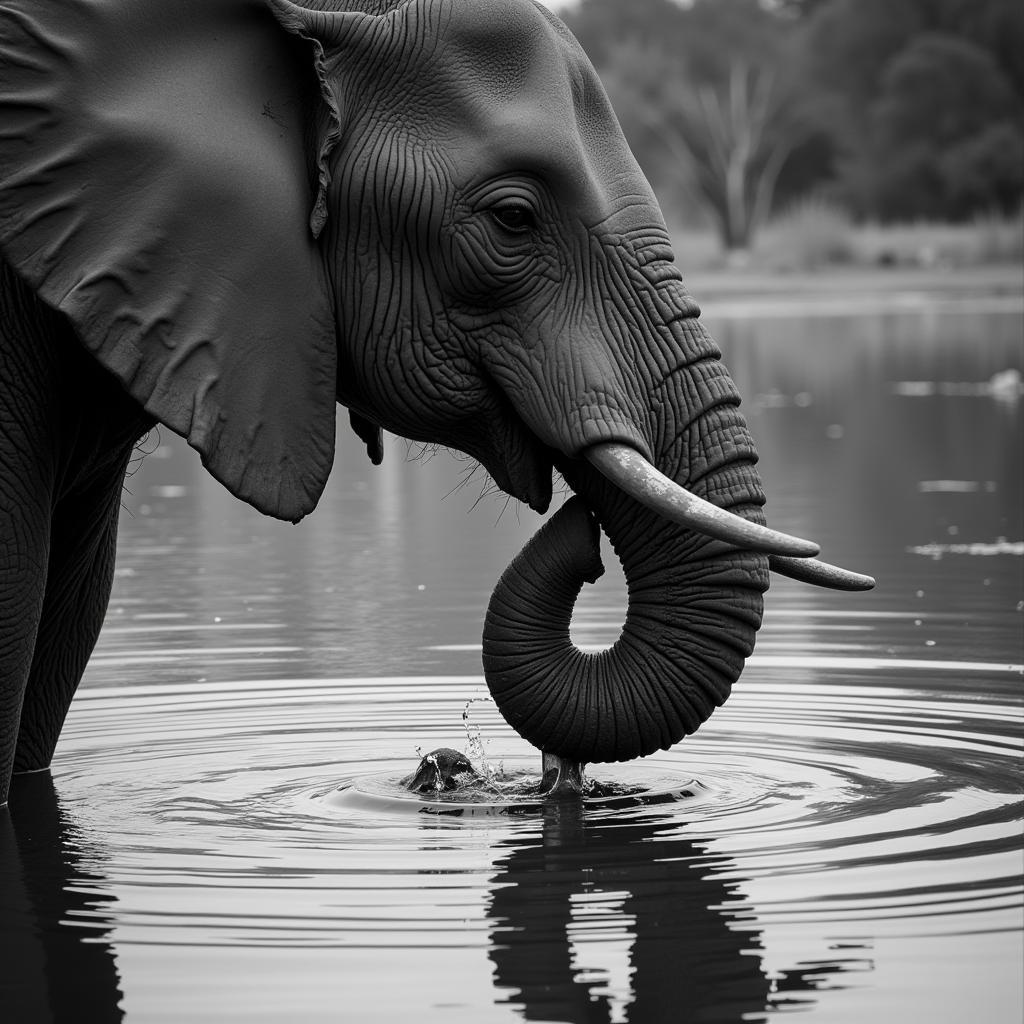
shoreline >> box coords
[678,263,1023,317]
[680,262,1022,300]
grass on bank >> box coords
[669,201,1024,274]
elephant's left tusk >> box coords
[585,442,820,558]
[769,555,876,591]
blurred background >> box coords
[540,0,1023,273]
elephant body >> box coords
[0,0,868,806]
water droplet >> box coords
[417,584,426,591]
[462,696,502,785]
[916,590,925,598]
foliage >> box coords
[801,0,1024,221]
[848,210,1024,267]
[565,0,821,250]
[753,196,855,270]
[675,207,1023,272]
[563,0,1024,247]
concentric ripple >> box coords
[52,666,1022,918]
[9,663,1021,1022]
[317,764,707,817]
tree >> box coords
[800,0,1024,220]
[627,56,807,250]
[567,0,821,252]
[566,0,1024,227]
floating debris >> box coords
[909,538,1024,559]
[893,370,1023,401]
[917,480,995,493]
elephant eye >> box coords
[489,204,536,234]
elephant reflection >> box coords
[0,775,123,1023]
[486,805,860,1024]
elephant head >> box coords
[0,0,872,766]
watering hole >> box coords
[3,299,1022,1023]
[9,664,1021,1023]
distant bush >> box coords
[569,0,1024,234]
[753,197,855,270]
[850,209,1024,267]
[670,206,1023,272]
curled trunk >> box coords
[483,453,769,763]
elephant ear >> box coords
[265,0,389,238]
[0,0,337,521]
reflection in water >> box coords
[0,774,122,1023]
[712,307,1023,587]
[488,805,771,1023]
[486,803,872,1023]
[1,662,1016,1022]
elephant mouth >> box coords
[494,435,875,590]
[488,430,554,514]
[475,373,873,590]
[472,385,555,515]
[485,402,823,559]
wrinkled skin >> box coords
[0,0,868,808]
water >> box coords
[3,289,1022,1023]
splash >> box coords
[461,696,505,787]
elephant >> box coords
[0,0,872,808]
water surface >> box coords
[3,291,1021,1023]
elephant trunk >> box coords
[482,355,770,763]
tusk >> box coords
[769,555,876,591]
[585,442,820,558]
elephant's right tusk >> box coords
[585,442,820,558]
[769,555,876,591]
